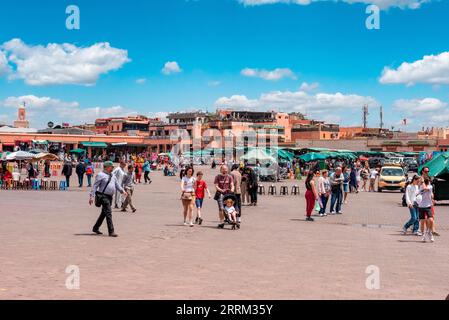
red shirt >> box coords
[195,180,207,199]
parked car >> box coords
[403,157,418,172]
[378,165,406,192]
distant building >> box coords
[292,121,340,141]
[94,116,162,136]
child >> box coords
[194,171,211,225]
[224,198,240,230]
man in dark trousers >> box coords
[89,161,127,237]
[75,160,86,187]
[61,161,73,188]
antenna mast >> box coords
[362,105,369,129]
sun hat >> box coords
[104,161,114,168]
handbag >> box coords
[95,175,112,207]
[181,192,194,201]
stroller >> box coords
[222,193,240,230]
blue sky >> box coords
[0,0,449,130]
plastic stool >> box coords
[32,179,41,190]
[59,180,67,191]
[268,185,277,195]
[280,186,289,195]
[291,185,300,195]
[258,185,266,195]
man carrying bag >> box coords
[89,161,127,237]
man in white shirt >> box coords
[112,161,126,209]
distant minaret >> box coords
[13,102,30,128]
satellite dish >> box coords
[48,121,54,128]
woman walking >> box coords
[317,170,331,217]
[342,166,350,204]
[305,171,318,222]
[403,175,421,236]
[361,163,369,192]
[418,177,435,242]
[181,166,196,227]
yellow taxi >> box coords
[378,165,406,192]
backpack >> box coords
[86,166,93,175]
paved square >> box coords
[1,167,448,299]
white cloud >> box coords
[393,98,447,113]
[136,78,147,84]
[207,80,221,87]
[238,0,431,10]
[380,52,449,86]
[162,61,182,75]
[1,95,136,128]
[214,89,378,121]
[0,50,10,75]
[299,81,319,92]
[1,39,130,86]
[241,67,296,81]
[3,95,79,109]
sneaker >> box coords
[305,217,314,221]
[198,218,203,225]
[195,217,199,224]
[336,211,342,214]
[416,230,423,236]
[402,227,408,235]
[329,211,335,215]
[217,223,225,229]
[319,213,324,217]
[429,232,435,243]
[432,231,440,237]
[183,222,187,226]
[190,222,194,227]
[422,234,427,242]
[323,213,328,216]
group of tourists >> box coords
[179,163,259,230]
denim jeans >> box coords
[87,175,92,187]
[404,205,419,233]
[330,188,342,213]
[78,174,84,187]
[319,194,329,214]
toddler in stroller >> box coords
[223,194,240,230]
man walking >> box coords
[329,167,344,214]
[231,164,242,223]
[121,165,137,213]
[112,161,126,209]
[61,161,73,188]
[76,160,86,188]
[214,165,234,229]
[89,161,127,237]
[143,159,152,184]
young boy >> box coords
[224,198,240,229]
[194,171,211,225]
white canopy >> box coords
[5,151,36,161]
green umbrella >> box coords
[419,152,449,179]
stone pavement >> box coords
[1,167,448,299]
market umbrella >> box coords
[32,153,60,162]
[6,151,36,161]
[240,148,277,163]
[419,152,449,179]
[70,149,86,154]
